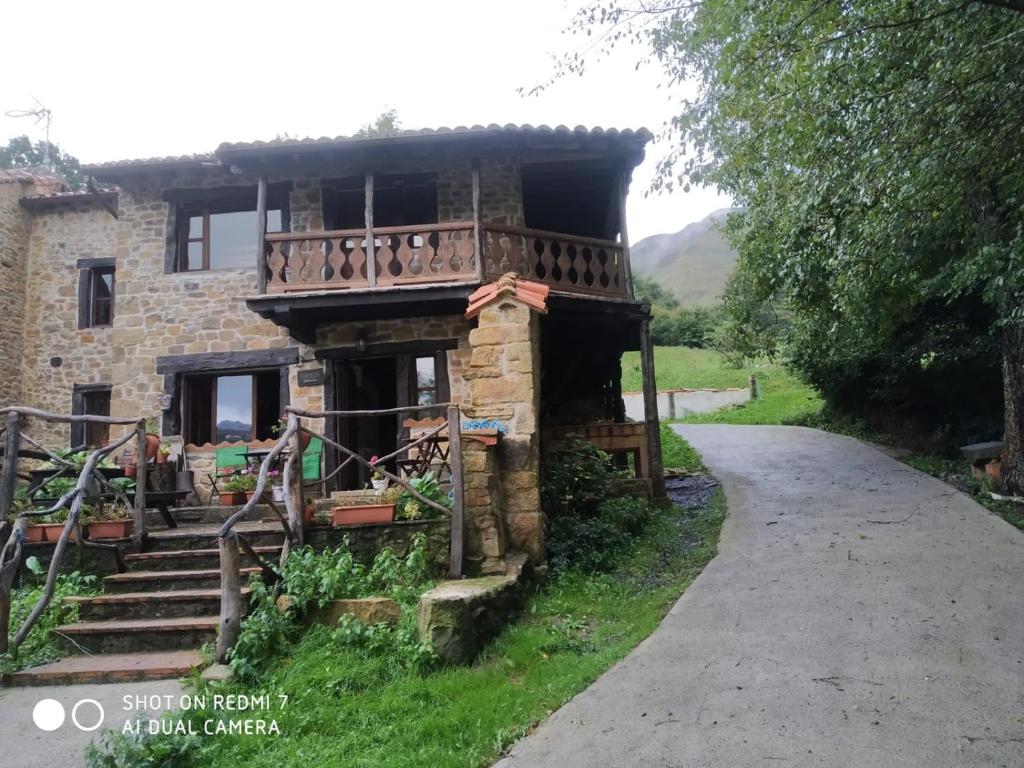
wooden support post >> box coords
[447,405,465,579]
[255,174,268,294]
[618,171,635,300]
[216,532,242,663]
[132,421,147,552]
[364,173,377,288]
[471,160,484,281]
[286,413,305,547]
[640,315,666,497]
[0,411,21,520]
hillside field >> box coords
[621,346,822,425]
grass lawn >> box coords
[622,346,823,426]
[93,494,725,768]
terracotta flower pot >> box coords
[124,464,138,479]
[144,433,161,462]
[219,491,245,506]
[37,523,66,542]
[245,491,257,502]
[305,505,317,525]
[23,525,46,543]
[86,520,134,540]
[331,504,395,527]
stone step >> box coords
[144,522,285,552]
[125,545,281,572]
[66,588,251,621]
[145,504,284,526]
[1,650,204,687]
[53,616,219,654]
[104,567,260,593]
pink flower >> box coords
[370,454,379,465]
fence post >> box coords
[1,412,22,522]
[287,413,305,547]
[217,532,242,663]
[133,420,147,552]
[447,405,464,579]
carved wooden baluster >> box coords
[349,237,367,286]
[592,247,609,291]
[268,241,287,288]
[405,232,426,277]
[555,238,572,286]
[453,228,475,275]
[308,236,328,285]
[570,243,587,288]
[326,237,345,285]
[434,230,455,276]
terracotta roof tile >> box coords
[466,272,550,319]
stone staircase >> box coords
[3,515,286,687]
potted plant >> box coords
[220,474,253,505]
[395,472,450,521]
[83,503,134,540]
[36,507,70,543]
[331,488,395,527]
[125,419,161,478]
[155,443,171,464]
[368,455,389,492]
[304,498,318,526]
[11,490,45,543]
[269,470,286,503]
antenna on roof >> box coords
[4,97,54,168]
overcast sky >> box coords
[0,0,730,241]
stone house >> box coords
[0,124,664,575]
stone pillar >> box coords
[462,439,508,574]
[464,297,544,563]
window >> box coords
[71,385,111,448]
[184,371,281,445]
[322,173,438,230]
[414,356,438,405]
[175,186,287,273]
[77,261,115,329]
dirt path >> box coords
[495,425,1024,767]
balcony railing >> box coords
[262,221,629,299]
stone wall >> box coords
[464,297,544,563]
[17,201,121,448]
[0,182,30,407]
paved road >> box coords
[0,679,184,767]
[495,425,1024,768]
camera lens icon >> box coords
[32,698,105,732]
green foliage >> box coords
[85,725,202,768]
[354,108,402,138]
[634,275,680,309]
[395,472,449,520]
[563,0,1024,465]
[85,489,725,768]
[228,535,433,681]
[0,571,99,674]
[0,135,85,188]
[540,435,612,520]
[541,436,657,571]
[659,423,704,472]
[650,305,720,348]
[221,474,256,493]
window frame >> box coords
[182,368,285,446]
[70,384,112,449]
[172,187,290,273]
[77,258,116,330]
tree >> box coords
[555,1,1024,490]
[354,109,402,138]
[0,135,84,188]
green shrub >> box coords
[540,435,612,520]
[0,567,99,674]
[228,534,433,681]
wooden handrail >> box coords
[286,403,452,419]
[0,406,142,425]
[483,225,622,251]
[265,221,476,243]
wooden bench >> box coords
[543,422,650,479]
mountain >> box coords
[630,208,741,307]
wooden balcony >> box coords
[262,222,629,300]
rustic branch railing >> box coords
[0,407,148,656]
[483,225,627,298]
[215,403,465,663]
[264,222,477,293]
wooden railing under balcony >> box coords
[263,221,629,299]
[264,222,477,293]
